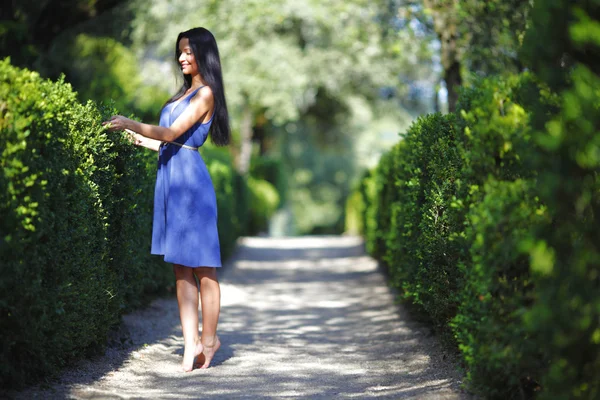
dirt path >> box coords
[12,236,472,399]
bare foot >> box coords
[182,340,203,372]
[195,336,220,369]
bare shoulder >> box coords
[189,85,214,120]
[193,85,214,105]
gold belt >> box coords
[162,141,198,151]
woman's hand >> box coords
[101,115,161,151]
[125,130,144,146]
[102,115,132,132]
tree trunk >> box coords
[253,112,268,156]
[423,0,462,113]
[237,103,253,175]
[444,58,462,113]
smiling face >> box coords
[178,38,198,76]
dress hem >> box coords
[151,252,222,268]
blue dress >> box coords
[151,86,222,268]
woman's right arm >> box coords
[126,129,162,152]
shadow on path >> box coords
[10,236,472,399]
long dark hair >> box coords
[167,27,230,146]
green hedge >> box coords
[451,179,549,398]
[250,155,287,206]
[343,189,364,235]
[519,2,600,397]
[347,3,600,394]
[385,113,463,330]
[1,59,118,387]
[352,75,539,334]
[0,59,248,388]
[247,176,280,235]
[247,155,285,235]
[202,145,249,258]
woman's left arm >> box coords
[125,129,162,151]
[103,86,214,142]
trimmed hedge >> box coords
[246,177,280,235]
[354,74,539,333]
[202,145,249,258]
[519,2,600,397]
[347,10,600,395]
[0,59,248,388]
[344,189,364,235]
[451,179,549,398]
[1,60,122,386]
[385,112,463,330]
[250,155,287,207]
[522,64,600,400]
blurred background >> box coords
[3,0,518,236]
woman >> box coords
[103,27,230,372]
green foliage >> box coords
[449,37,600,396]
[519,3,600,398]
[48,33,169,123]
[346,168,379,252]
[523,65,600,400]
[0,0,129,70]
[383,113,463,330]
[386,0,531,111]
[401,0,531,77]
[93,101,170,310]
[456,0,531,76]
[70,35,139,111]
[250,155,288,206]
[358,169,377,253]
[344,190,364,235]
[202,145,249,258]
[0,59,118,386]
[369,146,399,260]
[357,70,561,397]
[279,119,362,235]
[521,0,592,91]
[455,73,540,184]
[0,1,162,124]
[247,177,280,236]
[131,0,402,124]
[451,179,549,399]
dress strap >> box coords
[192,85,205,95]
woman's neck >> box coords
[190,75,205,90]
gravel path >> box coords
[12,236,472,399]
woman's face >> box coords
[178,38,198,76]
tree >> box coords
[0,0,128,73]
[129,0,408,174]
[422,0,462,112]
[381,0,531,112]
[458,0,530,76]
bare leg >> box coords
[173,264,203,372]
[194,267,221,369]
